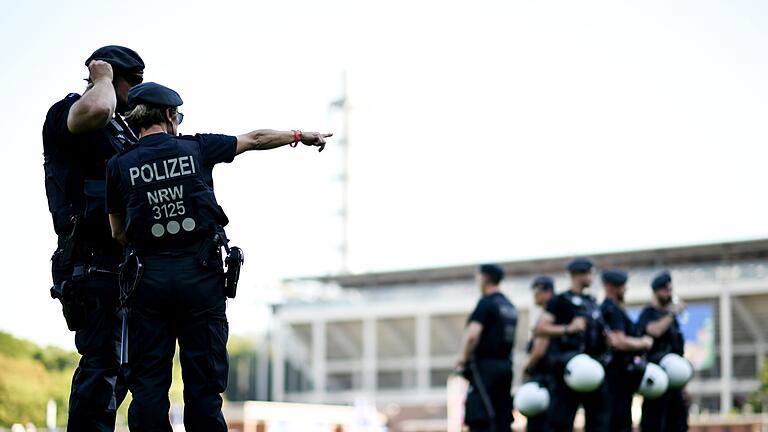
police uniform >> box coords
[525,276,554,432]
[464,290,517,432]
[544,259,609,432]
[105,83,233,431]
[42,45,143,431]
[637,272,688,432]
[599,269,637,432]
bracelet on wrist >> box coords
[290,130,300,148]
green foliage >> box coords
[0,331,76,427]
[228,334,257,356]
[748,358,768,412]
[0,331,261,426]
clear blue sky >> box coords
[1,0,767,348]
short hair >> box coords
[479,264,504,285]
[125,104,175,130]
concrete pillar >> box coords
[719,273,733,413]
[416,313,431,391]
[271,323,285,402]
[363,317,377,395]
[312,319,327,402]
[257,336,270,400]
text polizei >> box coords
[129,155,196,186]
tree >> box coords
[748,358,768,412]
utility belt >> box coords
[128,227,244,299]
[50,215,121,331]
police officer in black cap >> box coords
[535,258,609,432]
[637,271,689,432]
[42,45,144,431]
[456,264,517,432]
[599,269,654,432]
[105,82,331,431]
[523,276,555,432]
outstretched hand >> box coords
[300,132,333,152]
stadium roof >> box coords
[300,238,768,289]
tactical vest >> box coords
[115,134,227,252]
[650,315,685,362]
[561,291,607,357]
[499,300,518,348]
[44,112,136,240]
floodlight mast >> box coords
[330,71,351,274]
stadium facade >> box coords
[272,239,768,430]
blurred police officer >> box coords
[600,269,654,432]
[535,258,609,432]
[42,45,144,431]
[637,271,689,432]
[456,264,517,432]
[523,276,555,432]
[105,82,331,431]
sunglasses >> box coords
[176,112,184,124]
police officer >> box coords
[522,276,555,432]
[456,264,517,432]
[42,45,144,431]
[105,82,330,431]
[637,271,689,432]
[535,258,609,432]
[599,269,654,432]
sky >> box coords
[0,0,767,348]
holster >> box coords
[50,264,88,331]
[224,246,244,298]
[205,227,244,299]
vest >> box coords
[114,134,227,252]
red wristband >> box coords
[291,130,300,148]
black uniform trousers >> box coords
[605,363,634,432]
[464,358,513,432]
[641,387,688,432]
[546,374,609,432]
[126,254,229,432]
[524,373,552,432]
[52,253,127,432]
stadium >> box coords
[252,238,768,431]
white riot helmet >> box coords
[637,362,669,399]
[660,353,693,389]
[514,382,550,417]
[564,353,605,393]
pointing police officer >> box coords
[42,45,144,431]
[637,271,689,432]
[105,82,331,431]
[456,264,517,432]
[522,276,555,432]
[599,269,654,432]
[535,258,609,432]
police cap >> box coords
[128,82,183,109]
[651,271,672,290]
[601,269,628,286]
[85,45,144,73]
[532,276,554,291]
[567,258,593,274]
